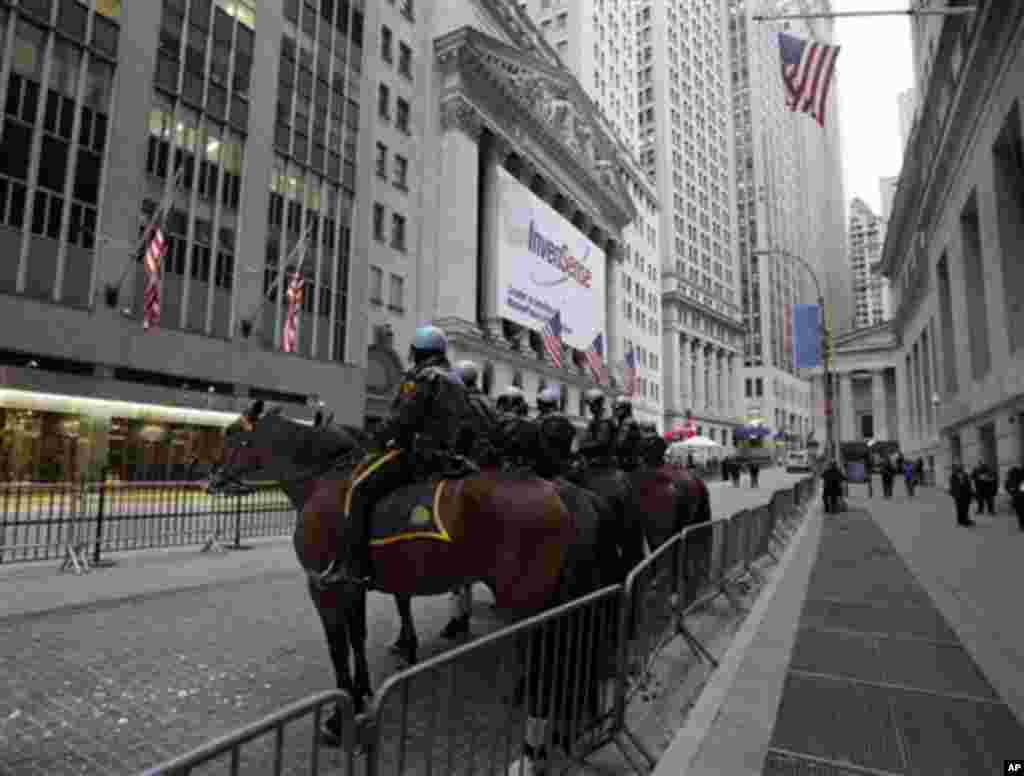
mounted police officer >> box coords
[578,389,617,468]
[612,396,645,471]
[495,386,539,470]
[453,360,500,468]
[535,386,576,479]
[345,325,469,584]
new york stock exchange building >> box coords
[366,4,647,430]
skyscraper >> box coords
[636,0,745,444]
[897,87,918,150]
[522,0,664,427]
[729,0,848,442]
[880,175,899,221]
[849,197,889,328]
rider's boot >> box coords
[344,487,374,586]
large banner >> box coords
[791,303,821,369]
[493,166,606,351]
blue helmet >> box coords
[411,325,447,356]
[537,386,560,410]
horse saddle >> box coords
[368,474,473,547]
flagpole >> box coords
[753,6,976,22]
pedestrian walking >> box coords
[1006,464,1024,531]
[732,457,742,487]
[949,464,975,527]
[880,458,895,498]
[971,461,997,515]
[749,460,760,488]
[822,460,845,514]
[903,459,916,497]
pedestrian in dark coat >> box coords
[1005,464,1024,531]
[822,461,845,514]
[903,459,916,497]
[880,458,895,498]
[949,465,976,527]
[971,462,997,515]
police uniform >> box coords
[578,391,617,467]
[535,388,576,479]
[495,387,539,470]
[453,361,501,467]
[344,327,468,583]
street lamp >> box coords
[752,248,836,464]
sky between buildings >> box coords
[832,0,915,215]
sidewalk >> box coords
[658,487,1024,775]
[0,535,299,622]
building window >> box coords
[393,154,408,190]
[400,0,414,21]
[398,43,412,79]
[388,273,404,312]
[755,377,763,397]
[380,25,392,62]
[395,97,410,133]
[556,41,567,57]
[377,83,390,120]
[370,265,383,304]
[375,142,387,178]
[391,213,406,251]
[372,202,386,241]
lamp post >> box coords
[752,248,835,464]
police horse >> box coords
[208,401,623,767]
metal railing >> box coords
[0,480,294,569]
[139,690,356,776]
[141,475,819,776]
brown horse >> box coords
[208,402,617,731]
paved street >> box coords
[0,468,805,775]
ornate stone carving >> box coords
[440,97,484,139]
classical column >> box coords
[679,332,690,408]
[662,319,682,416]
[872,369,889,440]
[727,353,737,417]
[705,344,714,411]
[691,338,704,412]
[436,98,483,324]
[713,349,722,414]
[839,371,855,442]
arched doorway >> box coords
[365,343,404,433]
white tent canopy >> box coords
[674,435,721,448]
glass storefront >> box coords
[0,407,225,483]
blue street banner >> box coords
[791,303,821,369]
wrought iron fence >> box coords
[0,480,294,567]
[138,476,818,776]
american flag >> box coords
[585,333,607,385]
[779,31,840,128]
[622,347,637,398]
[541,310,563,368]
[142,221,167,331]
[281,271,305,353]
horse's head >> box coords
[208,400,360,494]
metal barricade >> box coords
[363,585,632,776]
[139,690,357,776]
[0,480,294,568]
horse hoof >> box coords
[440,615,470,640]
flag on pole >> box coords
[779,31,840,128]
[791,303,821,369]
[142,220,167,331]
[140,165,183,331]
[585,333,607,385]
[281,271,305,353]
[622,346,637,397]
[541,310,563,368]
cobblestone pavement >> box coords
[0,469,805,776]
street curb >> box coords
[652,504,823,776]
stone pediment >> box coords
[835,321,899,353]
[435,27,637,230]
